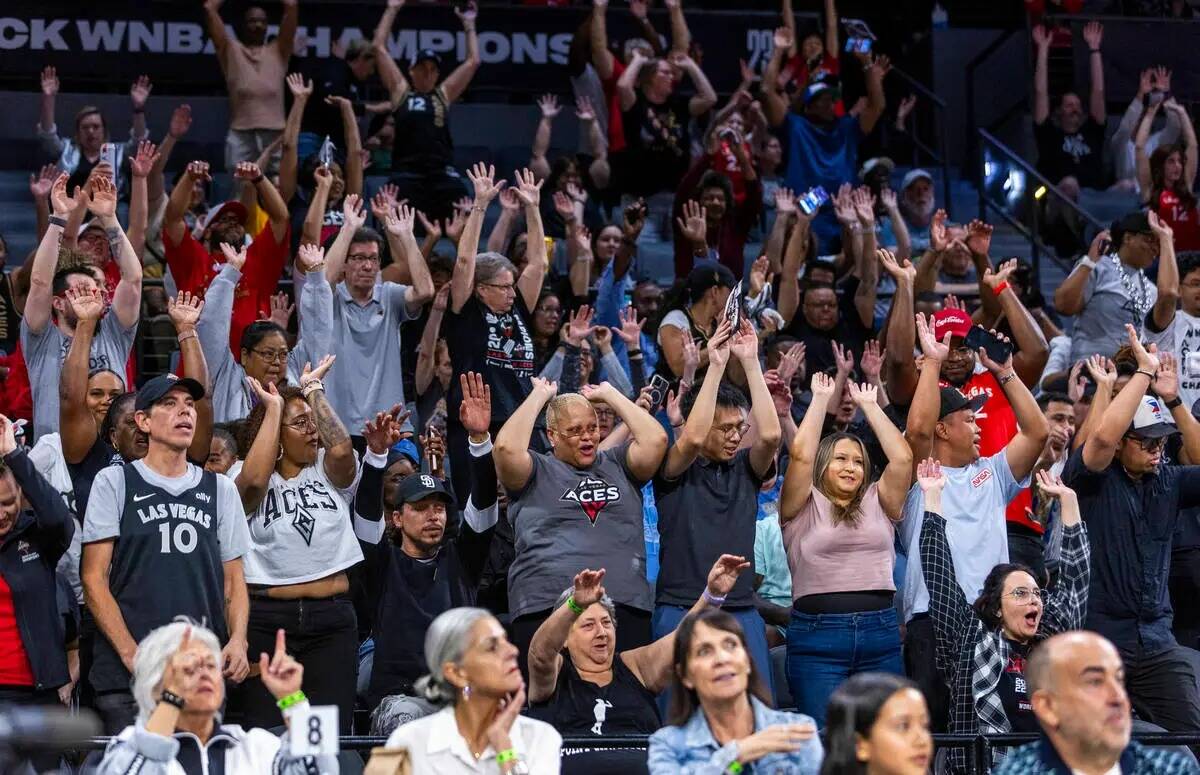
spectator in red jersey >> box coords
[779,0,844,115]
[672,141,761,279]
[1136,98,1200,251]
[162,161,290,356]
[584,0,663,157]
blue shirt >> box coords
[595,260,659,377]
[648,696,823,774]
[784,113,863,251]
[1061,447,1200,656]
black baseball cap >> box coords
[939,386,986,420]
[1111,211,1154,247]
[135,374,205,412]
[396,473,454,505]
[412,49,442,69]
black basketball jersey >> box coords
[90,463,225,693]
[392,87,453,171]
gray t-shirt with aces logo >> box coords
[507,442,652,618]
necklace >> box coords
[1109,252,1152,322]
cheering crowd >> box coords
[0,0,1199,773]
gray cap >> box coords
[901,168,934,190]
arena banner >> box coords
[0,4,781,95]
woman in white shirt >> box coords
[229,356,366,733]
[385,607,562,774]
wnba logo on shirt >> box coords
[561,477,621,525]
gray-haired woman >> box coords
[384,607,562,774]
[442,164,547,500]
[96,620,337,775]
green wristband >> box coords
[496,749,518,764]
[276,690,307,711]
[727,762,744,774]
[566,595,585,615]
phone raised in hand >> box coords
[798,186,829,216]
[646,374,671,415]
[964,325,1013,365]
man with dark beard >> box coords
[162,160,290,354]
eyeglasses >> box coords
[284,416,318,433]
[347,253,380,264]
[1004,587,1044,603]
[556,424,600,439]
[480,282,517,293]
[250,348,289,363]
[1126,435,1167,452]
[714,422,751,438]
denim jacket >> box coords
[647,696,823,774]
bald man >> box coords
[994,631,1196,775]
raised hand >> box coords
[896,94,917,125]
[1031,24,1050,50]
[313,165,333,194]
[129,75,153,110]
[571,568,607,608]
[929,209,948,252]
[264,292,294,329]
[706,554,751,598]
[29,164,58,200]
[286,73,313,99]
[218,241,247,272]
[773,26,794,52]
[1126,324,1160,374]
[537,93,561,119]
[764,369,793,416]
[916,457,946,493]
[681,330,701,378]
[459,371,492,437]
[852,187,876,225]
[454,0,478,26]
[65,286,105,323]
[386,202,417,238]
[1154,351,1180,403]
[342,193,367,231]
[370,183,400,222]
[915,312,951,362]
[615,305,644,346]
[158,627,204,700]
[665,388,684,427]
[860,340,885,382]
[444,209,468,245]
[301,355,337,388]
[245,376,284,412]
[167,291,205,331]
[324,94,353,113]
[707,319,734,371]
[975,328,1015,375]
[581,381,617,403]
[575,96,597,122]
[296,243,326,274]
[1148,210,1174,244]
[88,176,118,218]
[233,161,263,182]
[966,219,993,256]
[431,282,450,313]
[810,371,835,398]
[730,319,759,364]
[130,141,160,179]
[832,341,855,377]
[531,376,559,401]
[748,256,771,298]
[564,305,600,346]
[677,200,707,245]
[552,190,575,220]
[880,188,899,212]
[513,167,543,207]
[877,248,916,283]
[983,258,1017,292]
[363,405,406,454]
[1082,21,1103,51]
[49,173,71,215]
[623,198,648,240]
[1035,469,1077,503]
[777,342,806,387]
[40,65,59,97]
[258,630,303,700]
[467,162,505,205]
[774,187,797,216]
[832,183,857,226]
[1084,353,1117,392]
[1067,360,1086,404]
[497,187,520,214]
[847,381,878,407]
[416,209,443,242]
[168,103,192,138]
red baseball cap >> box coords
[931,309,972,341]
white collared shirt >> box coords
[384,706,562,774]
[1071,765,1120,775]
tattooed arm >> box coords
[301,356,357,490]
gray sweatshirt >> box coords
[198,263,333,422]
[96,721,338,775]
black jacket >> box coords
[0,447,74,690]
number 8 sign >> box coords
[290,705,340,757]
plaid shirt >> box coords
[921,511,1091,774]
[994,737,1199,775]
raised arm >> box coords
[1152,353,1200,465]
[235,161,289,242]
[450,163,504,313]
[982,259,1050,387]
[323,194,367,285]
[127,141,159,260]
[1032,25,1051,124]
[387,203,434,306]
[662,321,731,479]
[24,175,72,335]
[530,95,560,181]
[1082,22,1105,125]
[916,458,976,662]
[780,371,836,522]
[494,378,558,492]
[302,166,334,249]
[167,293,214,464]
[589,0,615,79]
[38,66,58,138]
[1072,355,1115,452]
[763,27,793,128]
[59,289,104,464]
[966,330,1048,480]
[235,379,284,512]
[665,0,691,54]
[585,380,668,481]
[823,0,839,57]
[578,97,611,190]
[675,52,717,117]
[857,54,887,135]
[905,314,951,481]
[373,1,409,105]
[87,177,142,330]
[617,51,649,113]
[513,168,547,313]
[276,0,298,60]
[280,75,312,204]
[163,161,210,248]
[415,286,449,396]
[850,382,912,520]
[1149,212,1180,333]
[777,211,812,326]
[733,321,780,477]
[526,567,605,703]
[333,96,363,198]
[879,248,919,404]
[1134,100,1160,199]
[853,189,879,329]
[1169,100,1199,190]
[1086,329,1159,474]
[1054,230,1107,316]
[442,3,481,104]
[302,355,357,489]
[203,0,231,61]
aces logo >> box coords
[561,477,621,525]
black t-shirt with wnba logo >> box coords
[1034,117,1106,189]
[444,295,536,427]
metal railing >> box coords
[976,128,1105,275]
[890,65,955,221]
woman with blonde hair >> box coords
[778,372,913,726]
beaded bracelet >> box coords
[496,749,519,764]
[276,690,307,711]
[566,595,585,615]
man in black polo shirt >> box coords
[652,320,781,692]
[1062,327,1200,737]
[81,375,250,734]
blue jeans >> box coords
[653,604,773,713]
[786,607,903,727]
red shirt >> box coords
[0,572,35,686]
[781,52,845,116]
[709,142,753,206]
[163,222,290,355]
[1155,190,1200,252]
[956,369,1040,534]
[602,59,627,155]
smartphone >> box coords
[798,186,830,216]
[965,326,1013,364]
[1148,89,1169,107]
[318,135,335,169]
[100,143,118,182]
[724,280,743,330]
[647,374,671,415]
[845,37,873,54]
